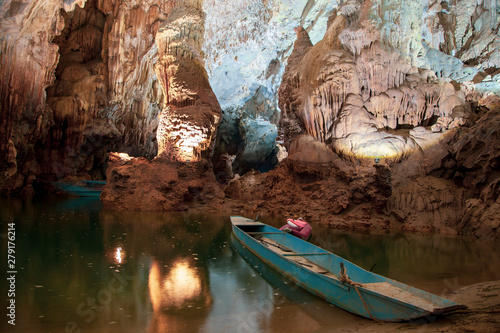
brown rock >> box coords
[460,178,500,240]
[102,153,224,211]
[288,135,337,163]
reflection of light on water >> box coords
[115,247,123,264]
[164,261,202,306]
[149,260,202,311]
[149,262,162,313]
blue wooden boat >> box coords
[53,180,106,197]
[231,216,467,322]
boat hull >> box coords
[53,181,106,197]
[231,216,466,322]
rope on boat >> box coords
[339,262,363,287]
[340,262,380,323]
[354,285,380,323]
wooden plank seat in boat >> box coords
[361,282,436,312]
[253,236,332,275]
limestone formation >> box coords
[0,0,221,194]
[1,0,500,241]
[203,0,338,172]
[277,0,494,163]
[1,0,67,194]
[154,3,221,162]
[0,0,174,194]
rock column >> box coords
[155,0,221,162]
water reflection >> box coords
[1,197,500,333]
[229,235,358,332]
[150,259,203,310]
[115,246,124,265]
[309,223,500,294]
[148,258,211,333]
[100,209,223,333]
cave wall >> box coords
[41,0,110,181]
[1,0,499,199]
[1,0,77,194]
[202,0,339,174]
[154,3,221,162]
[203,0,500,171]
[0,0,176,194]
[277,0,499,161]
[268,0,500,239]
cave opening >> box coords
[425,114,440,127]
[40,0,110,182]
[212,116,279,182]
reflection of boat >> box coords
[230,234,319,304]
[231,216,467,322]
[53,180,106,197]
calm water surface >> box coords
[1,196,500,333]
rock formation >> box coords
[101,152,224,211]
[225,99,500,240]
[266,0,500,240]
[277,0,490,163]
[1,0,500,240]
[154,3,220,162]
[0,0,174,194]
[203,0,338,173]
[1,0,66,195]
[101,0,222,210]
[0,0,221,194]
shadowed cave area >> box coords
[41,0,110,182]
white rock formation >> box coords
[202,0,339,171]
[278,0,498,162]
[1,0,499,193]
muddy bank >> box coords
[332,280,500,333]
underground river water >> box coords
[1,196,500,333]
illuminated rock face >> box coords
[0,0,499,201]
[101,153,224,211]
[0,0,172,193]
[101,2,222,210]
[154,4,221,162]
[204,0,499,166]
[0,0,220,193]
[202,0,338,173]
[278,0,500,161]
